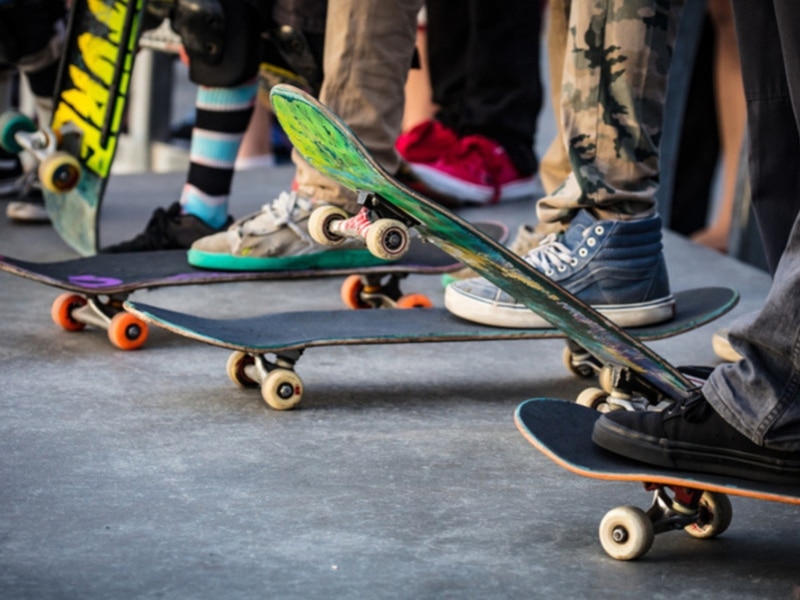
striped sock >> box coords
[180,81,257,228]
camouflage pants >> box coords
[537,0,684,226]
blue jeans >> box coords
[704,0,800,451]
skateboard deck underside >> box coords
[0,222,504,295]
[125,287,737,353]
[515,398,800,505]
[269,85,695,402]
[45,0,143,255]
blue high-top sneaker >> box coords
[445,209,675,328]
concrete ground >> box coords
[1,164,798,599]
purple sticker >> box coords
[68,275,124,288]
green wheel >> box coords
[0,111,37,154]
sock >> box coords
[180,81,257,228]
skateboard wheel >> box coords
[599,505,654,561]
[366,219,409,260]
[396,293,434,309]
[309,205,349,246]
[576,387,608,411]
[38,151,81,193]
[562,346,595,379]
[684,491,732,539]
[0,111,36,154]
[226,351,259,388]
[261,369,303,410]
[340,275,371,309]
[108,312,149,351]
[51,292,88,332]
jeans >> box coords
[705,0,800,451]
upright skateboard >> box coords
[269,84,722,410]
[0,222,505,350]
[46,0,143,254]
[515,398,800,560]
[124,287,736,410]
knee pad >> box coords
[172,0,262,87]
[0,0,65,65]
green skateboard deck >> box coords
[124,286,737,411]
[515,398,800,560]
[269,84,722,409]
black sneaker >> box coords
[6,187,50,223]
[103,202,232,253]
[0,151,23,198]
[592,391,800,486]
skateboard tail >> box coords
[270,85,693,402]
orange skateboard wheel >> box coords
[395,293,433,309]
[340,275,370,309]
[108,312,148,350]
[51,293,87,331]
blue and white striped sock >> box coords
[180,81,257,229]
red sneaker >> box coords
[410,134,539,204]
[395,120,459,165]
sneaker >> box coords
[592,391,800,486]
[712,328,743,362]
[395,120,459,165]
[187,191,388,271]
[103,202,232,252]
[445,209,675,328]
[6,187,50,223]
[0,152,23,197]
[407,133,539,204]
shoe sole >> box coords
[444,286,676,329]
[187,247,392,271]
[409,163,539,204]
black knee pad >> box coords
[0,0,65,64]
[173,0,263,87]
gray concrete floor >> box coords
[2,164,799,598]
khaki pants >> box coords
[294,0,424,213]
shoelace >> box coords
[239,191,311,241]
[524,233,577,275]
[664,391,710,421]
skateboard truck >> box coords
[600,484,733,560]
[0,111,82,193]
[568,343,673,412]
[308,191,419,260]
[226,349,304,410]
[51,292,149,351]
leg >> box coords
[537,0,683,225]
[188,0,426,271]
[539,0,572,195]
[705,0,800,448]
[591,0,800,485]
[690,0,746,252]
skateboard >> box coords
[515,398,800,561]
[123,286,737,411]
[269,84,727,410]
[0,222,505,350]
[46,0,144,255]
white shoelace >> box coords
[239,191,312,241]
[524,233,577,275]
